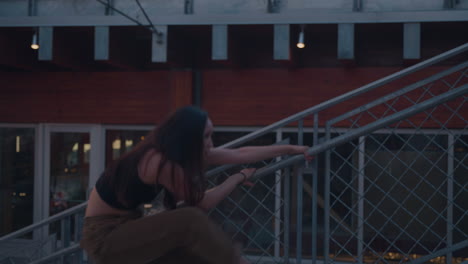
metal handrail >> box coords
[221,43,468,149]
[327,61,468,126]
[205,138,290,177]
[29,244,81,264]
[0,203,87,242]
[410,240,468,264]
[251,84,468,179]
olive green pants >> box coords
[80,207,239,264]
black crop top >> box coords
[95,171,163,210]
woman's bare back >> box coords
[85,149,164,217]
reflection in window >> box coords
[0,128,35,236]
[365,133,448,252]
[50,133,89,216]
[105,130,150,167]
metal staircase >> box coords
[0,203,86,264]
[1,43,467,264]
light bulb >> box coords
[297,31,305,49]
[31,32,39,50]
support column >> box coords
[94,26,109,60]
[403,23,421,60]
[338,23,354,60]
[212,25,228,60]
[152,26,168,63]
[274,24,290,60]
[38,26,53,61]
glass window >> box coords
[105,129,150,167]
[212,131,250,147]
[453,135,467,245]
[0,128,35,236]
[364,133,448,251]
[281,131,315,146]
[49,132,90,216]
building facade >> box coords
[0,0,467,262]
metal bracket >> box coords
[105,0,114,15]
[444,0,459,9]
[28,0,37,16]
[267,0,280,13]
[353,0,362,12]
[95,0,164,42]
[184,0,194,14]
[154,30,164,44]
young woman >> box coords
[80,106,311,264]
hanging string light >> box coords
[297,24,305,49]
[31,28,39,50]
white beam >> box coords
[38,26,53,61]
[212,25,228,60]
[152,25,167,63]
[338,23,354,59]
[274,24,289,60]
[94,26,109,60]
[1,11,467,27]
[403,22,421,59]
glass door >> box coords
[0,126,36,236]
[49,132,89,215]
[44,125,102,217]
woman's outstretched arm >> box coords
[206,145,312,165]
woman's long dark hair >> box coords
[103,106,208,209]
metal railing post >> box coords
[447,134,454,264]
[64,216,71,248]
[357,136,366,264]
[296,119,304,263]
[274,129,283,259]
[296,166,304,263]
[324,123,331,264]
[284,166,291,263]
[312,113,319,264]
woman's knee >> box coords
[176,207,226,240]
[172,208,238,263]
[176,207,210,225]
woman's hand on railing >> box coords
[289,145,314,161]
[238,168,257,187]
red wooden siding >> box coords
[169,70,193,113]
[0,71,173,124]
[0,67,465,128]
[202,67,466,128]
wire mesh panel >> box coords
[202,132,295,264]
[207,155,289,264]
[209,171,283,263]
[324,65,468,264]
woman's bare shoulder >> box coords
[138,149,163,185]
